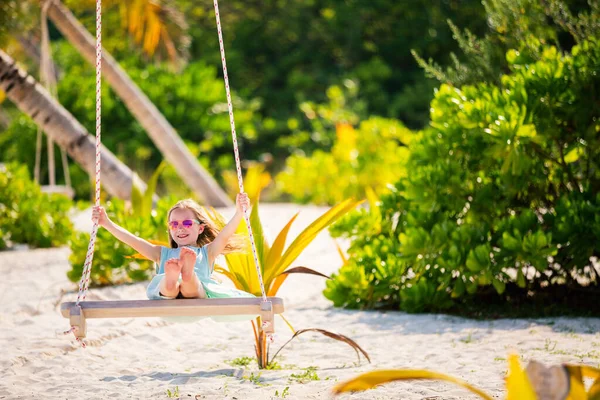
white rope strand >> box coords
[213,0,268,302]
[75,0,102,306]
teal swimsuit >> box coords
[146,245,254,300]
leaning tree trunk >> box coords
[0,49,147,200]
[46,0,233,207]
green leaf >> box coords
[130,174,144,218]
[517,269,526,288]
[492,278,506,294]
[142,160,167,216]
[502,232,521,251]
[506,49,519,64]
[466,251,481,272]
[466,245,490,272]
[249,201,270,272]
[466,280,478,294]
[452,278,465,298]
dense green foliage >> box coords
[0,42,263,198]
[0,163,73,249]
[175,0,488,130]
[2,0,593,202]
[325,37,600,312]
[0,1,35,48]
[0,0,491,198]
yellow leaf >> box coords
[249,201,269,273]
[566,364,600,400]
[214,265,238,286]
[272,198,363,280]
[579,365,600,380]
[334,239,348,265]
[332,369,492,399]
[242,163,271,205]
[263,213,299,283]
[516,124,537,138]
[277,313,296,334]
[267,273,288,297]
[564,147,584,164]
[565,366,587,400]
[506,354,537,400]
[336,122,356,146]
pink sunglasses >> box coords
[168,219,201,230]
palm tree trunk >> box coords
[0,49,146,200]
[46,0,233,207]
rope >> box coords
[213,0,268,303]
[74,0,102,306]
[64,0,102,345]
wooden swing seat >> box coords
[61,297,284,339]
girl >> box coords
[92,193,253,300]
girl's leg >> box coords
[179,247,207,299]
[158,258,181,298]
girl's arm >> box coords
[92,206,162,263]
[206,193,249,266]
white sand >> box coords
[1,204,599,400]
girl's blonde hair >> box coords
[167,199,247,253]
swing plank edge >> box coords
[61,297,284,319]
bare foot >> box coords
[179,247,206,298]
[163,258,182,293]
[179,247,197,282]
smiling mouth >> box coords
[176,233,189,239]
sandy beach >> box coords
[1,204,599,400]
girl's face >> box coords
[168,208,205,247]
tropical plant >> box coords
[207,196,364,368]
[64,0,190,65]
[332,354,600,399]
[0,162,73,249]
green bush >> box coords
[0,163,73,249]
[0,115,92,200]
[325,38,600,312]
